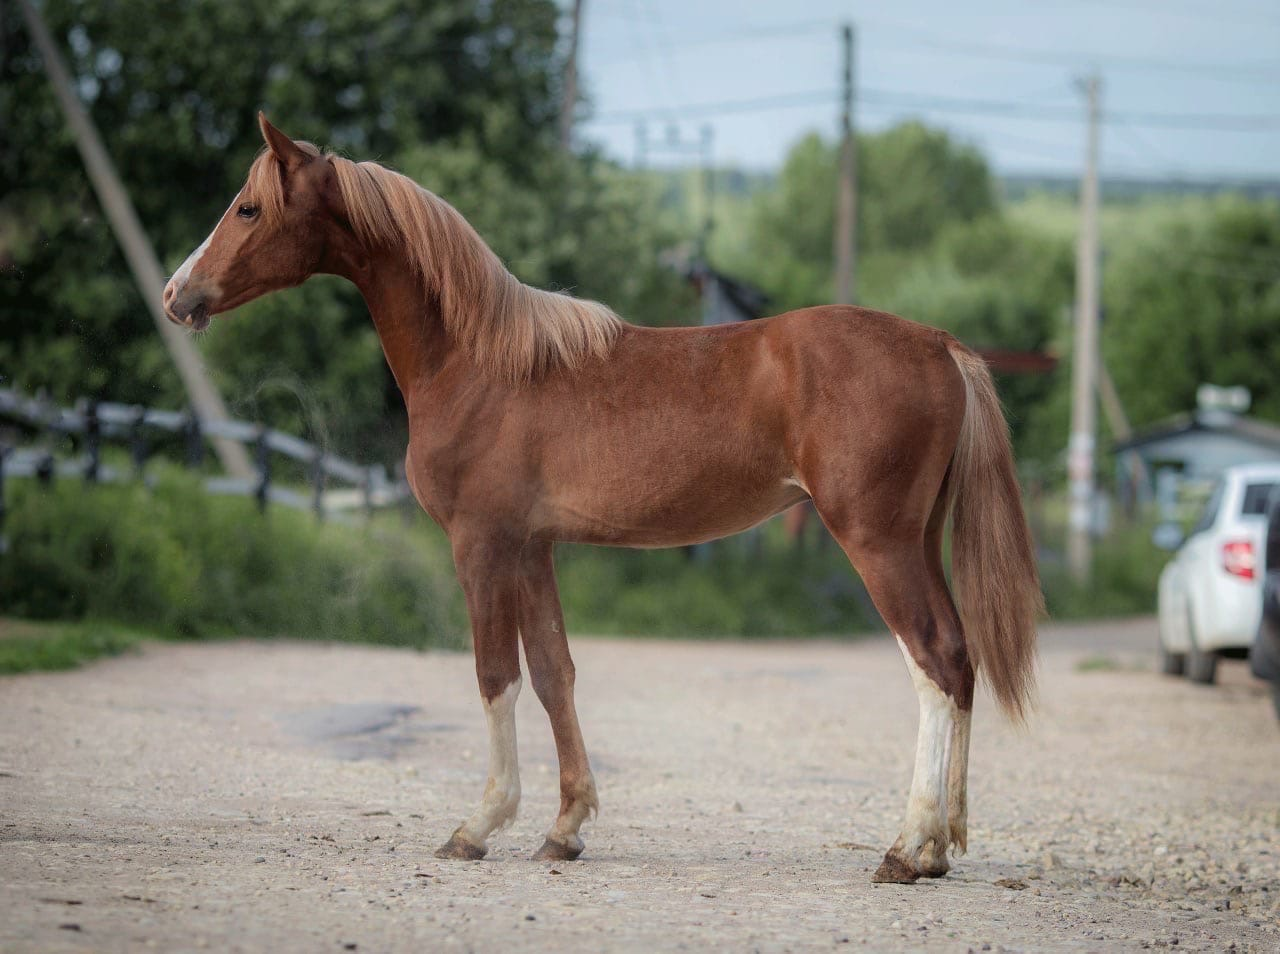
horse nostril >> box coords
[163,283,176,306]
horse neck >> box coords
[341,244,453,410]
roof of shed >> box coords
[1114,411,1280,453]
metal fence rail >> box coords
[0,388,413,536]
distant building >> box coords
[1114,409,1280,483]
[1113,396,1280,519]
[1111,384,1280,478]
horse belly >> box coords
[539,455,807,548]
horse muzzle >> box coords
[162,280,212,332]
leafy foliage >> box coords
[717,124,997,312]
[1103,197,1280,428]
[0,472,467,647]
[4,0,1278,637]
[0,0,692,462]
[556,534,874,638]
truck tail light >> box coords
[1222,540,1256,580]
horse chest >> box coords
[403,425,528,530]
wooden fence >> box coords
[0,388,413,537]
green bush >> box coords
[1040,521,1166,620]
[0,472,467,649]
[556,533,874,638]
[0,477,876,645]
[4,468,1172,660]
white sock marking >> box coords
[458,677,522,844]
[895,635,956,856]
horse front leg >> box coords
[517,541,599,861]
[435,534,524,861]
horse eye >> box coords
[236,204,259,219]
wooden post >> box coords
[558,0,584,150]
[1067,74,1102,583]
[17,0,253,479]
[254,427,271,513]
[84,400,100,483]
[834,23,857,306]
[130,406,148,478]
[363,467,376,521]
[312,449,326,522]
[184,412,205,470]
[0,446,8,553]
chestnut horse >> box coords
[163,115,1042,883]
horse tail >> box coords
[946,343,1043,723]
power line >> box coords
[590,86,1280,132]
[592,19,836,59]
[590,14,1280,82]
[860,18,1280,81]
[590,89,837,124]
[861,89,1280,130]
[1056,0,1280,29]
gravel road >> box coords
[1,618,1277,952]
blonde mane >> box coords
[246,146,622,382]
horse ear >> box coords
[258,112,309,172]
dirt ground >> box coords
[1,618,1277,953]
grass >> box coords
[0,618,151,674]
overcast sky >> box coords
[573,0,1280,179]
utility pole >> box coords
[18,0,253,479]
[834,22,857,305]
[559,0,584,150]
[1067,73,1102,583]
[699,122,715,257]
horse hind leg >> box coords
[878,628,958,883]
[922,480,975,862]
[831,535,972,884]
[947,694,973,856]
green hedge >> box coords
[0,474,876,647]
[0,473,467,649]
[556,538,873,638]
[0,470,1165,665]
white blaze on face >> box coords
[894,635,956,856]
[168,232,213,297]
[457,676,522,845]
[166,197,238,303]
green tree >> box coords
[721,122,997,311]
[1103,197,1280,427]
[0,0,691,460]
[879,215,1073,456]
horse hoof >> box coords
[920,860,950,878]
[919,845,951,878]
[871,850,921,884]
[532,837,583,862]
[434,833,486,861]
